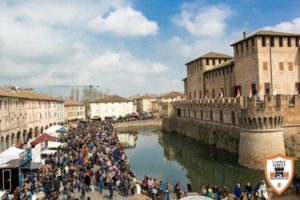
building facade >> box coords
[90,95,134,120]
[232,31,300,96]
[185,52,232,99]
[185,31,300,98]
[152,91,185,116]
[64,100,86,121]
[0,87,64,151]
[0,88,27,151]
[136,95,156,113]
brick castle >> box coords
[162,30,300,169]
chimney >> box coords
[24,88,33,93]
[243,31,247,39]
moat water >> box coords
[118,126,300,192]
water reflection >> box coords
[159,131,264,191]
[118,132,137,148]
[122,127,299,192]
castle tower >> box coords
[238,96,286,169]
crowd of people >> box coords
[13,121,137,200]
[138,175,273,200]
[9,120,300,200]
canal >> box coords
[118,126,300,192]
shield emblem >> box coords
[264,153,294,195]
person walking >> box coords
[174,182,181,199]
[109,181,114,199]
[165,182,172,200]
[84,173,91,191]
[234,183,242,200]
[244,182,253,200]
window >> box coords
[212,59,215,65]
[240,43,244,52]
[279,62,284,70]
[212,89,215,98]
[288,37,291,47]
[199,91,202,99]
[200,110,203,120]
[220,110,223,122]
[218,58,222,63]
[279,37,283,47]
[270,36,275,47]
[251,84,257,95]
[246,39,249,49]
[194,91,197,99]
[263,62,268,70]
[206,58,209,65]
[296,37,299,47]
[210,110,213,121]
[262,36,266,47]
[289,62,293,71]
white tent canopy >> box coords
[0,146,25,165]
[44,125,63,137]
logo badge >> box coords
[264,154,294,195]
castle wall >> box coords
[186,57,232,100]
[257,36,300,95]
[234,39,259,96]
[162,95,300,169]
[239,129,285,169]
[162,117,240,154]
[204,66,235,98]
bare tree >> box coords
[69,87,75,100]
[81,88,90,102]
[75,88,80,101]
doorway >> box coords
[2,169,11,191]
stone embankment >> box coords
[113,118,162,129]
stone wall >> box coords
[162,117,240,154]
[113,118,162,129]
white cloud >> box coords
[172,3,232,37]
[262,17,300,33]
[0,0,175,96]
[89,6,159,36]
[88,51,168,74]
[166,35,235,58]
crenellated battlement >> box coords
[175,95,300,110]
[238,115,284,130]
[171,95,300,127]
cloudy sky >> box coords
[1,0,300,97]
